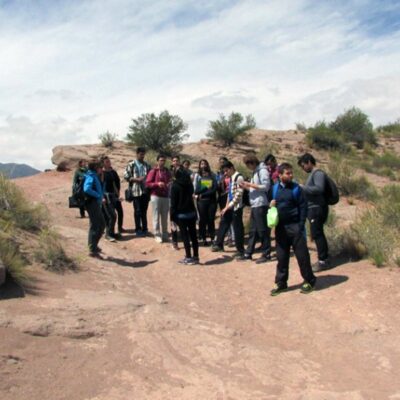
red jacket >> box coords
[145,167,171,197]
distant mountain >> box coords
[0,163,41,179]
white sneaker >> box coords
[155,236,162,243]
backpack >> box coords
[313,170,339,206]
[272,182,301,201]
[69,176,86,208]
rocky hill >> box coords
[0,163,40,179]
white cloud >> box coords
[0,0,399,169]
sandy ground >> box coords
[1,171,400,400]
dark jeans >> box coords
[85,199,106,252]
[115,200,124,231]
[218,193,228,211]
[197,200,217,240]
[102,193,117,237]
[275,223,315,286]
[246,206,271,256]
[308,205,329,261]
[177,217,199,259]
[215,207,244,253]
[133,194,150,232]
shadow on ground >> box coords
[103,256,157,269]
[286,274,349,293]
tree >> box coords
[206,112,256,146]
[330,107,376,148]
[126,111,188,155]
[99,131,117,148]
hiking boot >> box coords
[211,245,224,252]
[243,253,252,261]
[300,281,315,294]
[94,246,102,253]
[105,235,117,242]
[312,260,329,272]
[234,252,246,261]
[114,233,122,240]
[270,283,288,296]
[256,254,272,264]
[89,252,104,260]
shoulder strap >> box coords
[292,184,300,201]
[272,183,279,200]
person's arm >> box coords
[83,175,101,199]
[303,170,325,195]
[123,162,132,182]
[145,169,157,189]
[298,187,308,227]
[228,175,244,209]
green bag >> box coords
[267,206,279,228]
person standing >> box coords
[72,159,87,218]
[170,167,199,265]
[264,154,279,184]
[269,163,316,295]
[146,154,171,243]
[194,162,218,246]
[212,161,245,260]
[102,156,120,241]
[124,147,152,236]
[84,160,106,258]
[240,154,272,263]
[298,153,329,272]
[169,155,181,250]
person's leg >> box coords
[79,205,85,218]
[104,198,117,237]
[177,219,191,258]
[254,206,271,257]
[160,197,170,241]
[245,208,257,256]
[115,200,124,232]
[86,200,105,252]
[151,196,161,238]
[188,217,199,258]
[197,200,208,241]
[290,224,316,285]
[133,196,142,232]
[274,224,291,285]
[214,209,233,248]
[308,206,329,261]
[233,208,245,254]
[208,201,217,241]
[141,194,150,233]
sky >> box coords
[0,0,400,170]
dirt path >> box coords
[1,171,400,400]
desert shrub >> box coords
[0,233,28,284]
[35,229,77,273]
[372,151,400,171]
[377,118,400,138]
[257,142,280,160]
[377,184,400,230]
[295,122,307,132]
[327,155,378,201]
[330,107,376,148]
[99,131,117,148]
[207,112,256,146]
[126,111,188,155]
[306,121,349,151]
[0,174,48,231]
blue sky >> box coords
[0,0,399,169]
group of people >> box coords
[72,148,332,295]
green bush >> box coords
[126,111,188,155]
[35,229,77,273]
[330,107,376,148]
[0,174,48,231]
[306,121,349,151]
[207,112,256,146]
[0,233,28,284]
[99,131,117,148]
[377,184,400,230]
[372,151,400,170]
[377,118,400,138]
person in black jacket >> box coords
[194,164,218,246]
[269,162,316,296]
[170,167,199,265]
[102,156,121,241]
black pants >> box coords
[85,199,106,252]
[79,205,85,218]
[177,218,199,259]
[115,200,124,231]
[218,193,228,211]
[246,206,271,256]
[308,205,329,261]
[197,200,217,240]
[133,194,150,232]
[215,207,244,253]
[102,194,117,237]
[275,223,315,286]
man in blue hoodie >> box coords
[84,160,105,258]
[269,162,316,295]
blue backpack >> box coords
[272,182,301,202]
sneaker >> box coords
[89,252,103,259]
[312,260,329,272]
[114,233,122,240]
[270,283,288,296]
[192,256,200,265]
[105,235,117,242]
[243,253,252,261]
[186,257,199,265]
[94,246,102,253]
[227,240,236,248]
[172,242,179,250]
[136,231,145,237]
[256,254,272,264]
[179,257,194,265]
[300,281,315,294]
[234,252,246,261]
[202,240,210,247]
[155,236,162,244]
[211,245,224,252]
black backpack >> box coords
[313,170,339,205]
[70,176,87,207]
